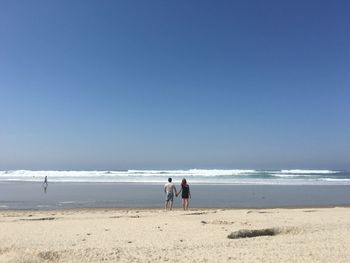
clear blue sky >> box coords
[1,0,349,170]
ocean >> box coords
[1,169,350,209]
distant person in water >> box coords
[42,176,48,193]
[164,178,177,211]
[176,178,191,210]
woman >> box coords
[177,178,191,210]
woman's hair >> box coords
[181,178,187,187]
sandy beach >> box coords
[1,207,350,262]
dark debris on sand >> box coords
[20,217,56,221]
[227,228,280,239]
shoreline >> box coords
[2,204,350,212]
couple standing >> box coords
[164,177,191,211]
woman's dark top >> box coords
[181,184,190,199]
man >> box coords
[164,177,177,211]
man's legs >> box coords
[165,193,174,211]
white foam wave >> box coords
[0,169,257,179]
[322,178,350,182]
[279,169,338,174]
[127,169,256,176]
[0,169,347,185]
[273,174,319,178]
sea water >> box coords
[1,169,350,209]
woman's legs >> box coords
[182,198,189,210]
[185,198,189,210]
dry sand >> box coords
[1,207,350,262]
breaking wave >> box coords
[0,169,348,185]
[279,169,338,174]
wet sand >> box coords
[1,182,350,209]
